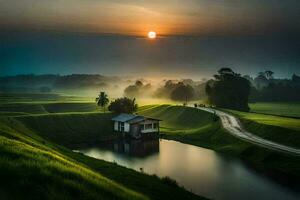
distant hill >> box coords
[0,74,125,95]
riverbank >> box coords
[0,116,206,199]
[137,105,300,180]
[1,97,300,198]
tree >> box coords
[170,82,195,102]
[254,72,269,89]
[108,97,138,114]
[95,92,109,112]
[124,80,152,98]
[218,68,235,76]
[205,68,251,111]
[292,74,300,82]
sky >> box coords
[0,0,300,78]
[1,0,300,36]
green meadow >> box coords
[1,93,300,199]
[224,108,300,149]
[228,109,300,131]
[137,105,300,177]
[249,102,300,118]
[0,94,205,200]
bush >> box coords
[108,97,137,114]
[170,83,195,101]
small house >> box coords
[112,113,161,139]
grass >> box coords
[14,112,117,147]
[0,119,148,200]
[1,93,300,197]
[137,105,214,131]
[0,95,205,200]
[226,109,300,131]
[137,105,300,178]
[0,93,92,103]
[0,136,147,200]
[249,102,300,118]
[223,109,300,148]
[0,102,99,115]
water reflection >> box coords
[79,139,300,200]
[113,139,159,157]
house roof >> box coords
[111,113,137,122]
[127,116,145,124]
[112,113,161,124]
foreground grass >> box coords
[0,119,148,200]
[0,137,147,200]
[249,102,300,118]
[0,107,205,199]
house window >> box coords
[153,123,158,129]
[145,124,152,130]
[118,122,125,132]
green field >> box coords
[223,108,300,149]
[227,109,300,131]
[1,93,300,198]
[138,105,214,132]
[249,102,300,118]
[0,94,205,200]
[0,102,99,115]
[137,105,300,177]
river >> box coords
[78,139,300,200]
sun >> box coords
[148,31,156,39]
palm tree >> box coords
[95,92,109,113]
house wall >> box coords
[124,123,130,132]
[114,121,118,131]
[114,121,130,133]
[140,120,159,133]
[141,128,159,133]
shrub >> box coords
[108,97,137,114]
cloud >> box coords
[0,0,299,36]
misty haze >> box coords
[1,1,300,200]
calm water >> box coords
[78,139,300,200]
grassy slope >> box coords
[0,119,147,200]
[138,105,300,178]
[225,109,300,148]
[1,96,300,193]
[0,103,205,199]
[14,112,116,147]
[227,109,300,130]
[138,105,214,131]
[249,102,300,118]
[0,102,99,115]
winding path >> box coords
[196,107,300,156]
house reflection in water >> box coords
[113,139,159,157]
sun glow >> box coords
[148,31,156,39]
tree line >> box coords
[122,68,300,112]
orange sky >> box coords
[0,0,300,36]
